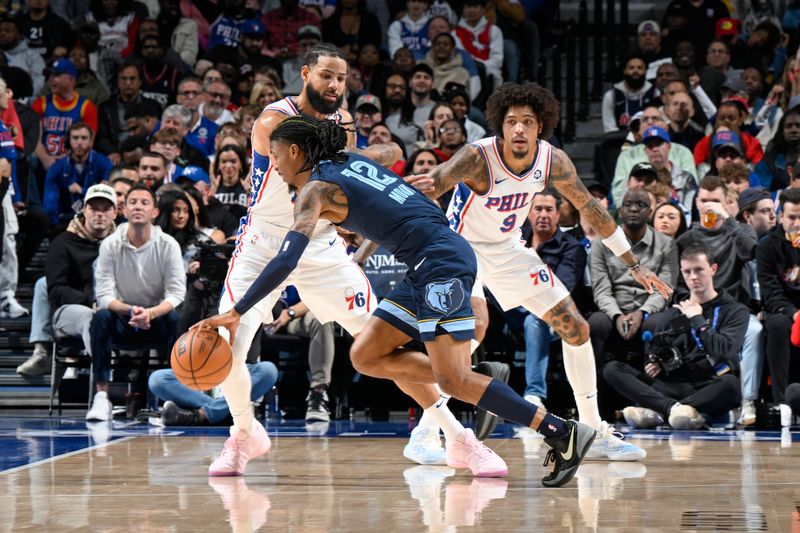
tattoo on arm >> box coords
[549,148,618,237]
[430,144,489,198]
[290,182,345,236]
[349,143,400,167]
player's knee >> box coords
[349,341,378,376]
[433,368,470,398]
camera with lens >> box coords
[194,242,235,284]
[643,315,691,374]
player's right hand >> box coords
[192,309,241,347]
[403,173,434,194]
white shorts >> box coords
[474,239,569,315]
[219,221,374,336]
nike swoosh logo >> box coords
[414,257,427,270]
[495,178,509,184]
[560,427,575,460]
[328,238,337,246]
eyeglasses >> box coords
[439,127,460,134]
[179,90,200,97]
[207,91,231,100]
[621,200,650,210]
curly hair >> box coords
[485,82,560,140]
[270,115,348,173]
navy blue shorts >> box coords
[374,229,477,342]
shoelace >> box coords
[220,437,240,460]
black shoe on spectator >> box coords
[474,361,510,440]
[306,386,331,422]
[541,420,597,488]
[161,401,200,426]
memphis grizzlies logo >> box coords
[425,279,465,315]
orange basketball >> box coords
[171,328,232,391]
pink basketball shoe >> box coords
[208,420,271,476]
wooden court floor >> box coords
[1,424,799,532]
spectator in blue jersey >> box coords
[208,0,263,51]
[353,93,382,148]
[43,122,112,232]
[96,60,162,166]
[601,54,658,135]
[160,104,213,169]
[388,0,431,59]
[0,75,26,319]
[521,188,587,410]
[176,77,219,159]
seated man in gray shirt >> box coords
[87,183,186,422]
[589,189,679,415]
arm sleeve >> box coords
[589,240,623,318]
[162,239,187,309]
[234,231,310,316]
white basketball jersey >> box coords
[245,97,342,230]
[447,136,552,243]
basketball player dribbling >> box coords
[203,44,488,477]
[197,114,602,487]
[406,82,673,461]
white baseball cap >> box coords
[84,184,116,206]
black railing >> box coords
[546,0,630,142]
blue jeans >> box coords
[90,308,180,384]
[148,362,278,423]
[740,314,764,401]
[28,276,53,344]
[523,313,557,399]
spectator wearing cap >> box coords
[33,58,99,169]
[16,183,117,377]
[408,63,437,126]
[454,0,505,90]
[156,0,199,67]
[0,16,46,96]
[421,31,472,99]
[635,20,671,80]
[14,0,70,61]
[666,90,704,151]
[627,161,658,192]
[236,19,272,71]
[612,104,698,207]
[694,100,764,169]
[96,60,162,165]
[281,25,322,96]
[661,0,729,54]
[354,94,382,148]
[388,0,431,58]
[588,187,678,417]
[263,1,321,59]
[208,0,264,51]
[738,186,775,238]
[642,125,698,215]
[43,121,112,231]
[602,54,659,134]
[753,107,800,191]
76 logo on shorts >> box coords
[344,287,366,310]
[529,268,551,286]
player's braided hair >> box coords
[271,115,348,173]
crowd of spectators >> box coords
[4,0,800,429]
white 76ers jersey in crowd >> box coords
[247,97,342,228]
[447,137,552,243]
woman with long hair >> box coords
[651,201,688,239]
[211,143,250,221]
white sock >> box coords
[419,388,449,429]
[562,340,602,429]
[423,397,465,442]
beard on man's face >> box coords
[306,83,343,115]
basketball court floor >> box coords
[0,415,797,532]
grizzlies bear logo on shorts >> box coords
[425,279,465,315]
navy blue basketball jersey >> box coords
[311,153,448,264]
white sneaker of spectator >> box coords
[0,292,29,318]
[86,391,113,421]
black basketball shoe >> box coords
[474,361,510,440]
[161,401,201,426]
[541,420,597,488]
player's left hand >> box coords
[403,173,434,194]
[630,265,673,299]
[192,309,241,347]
